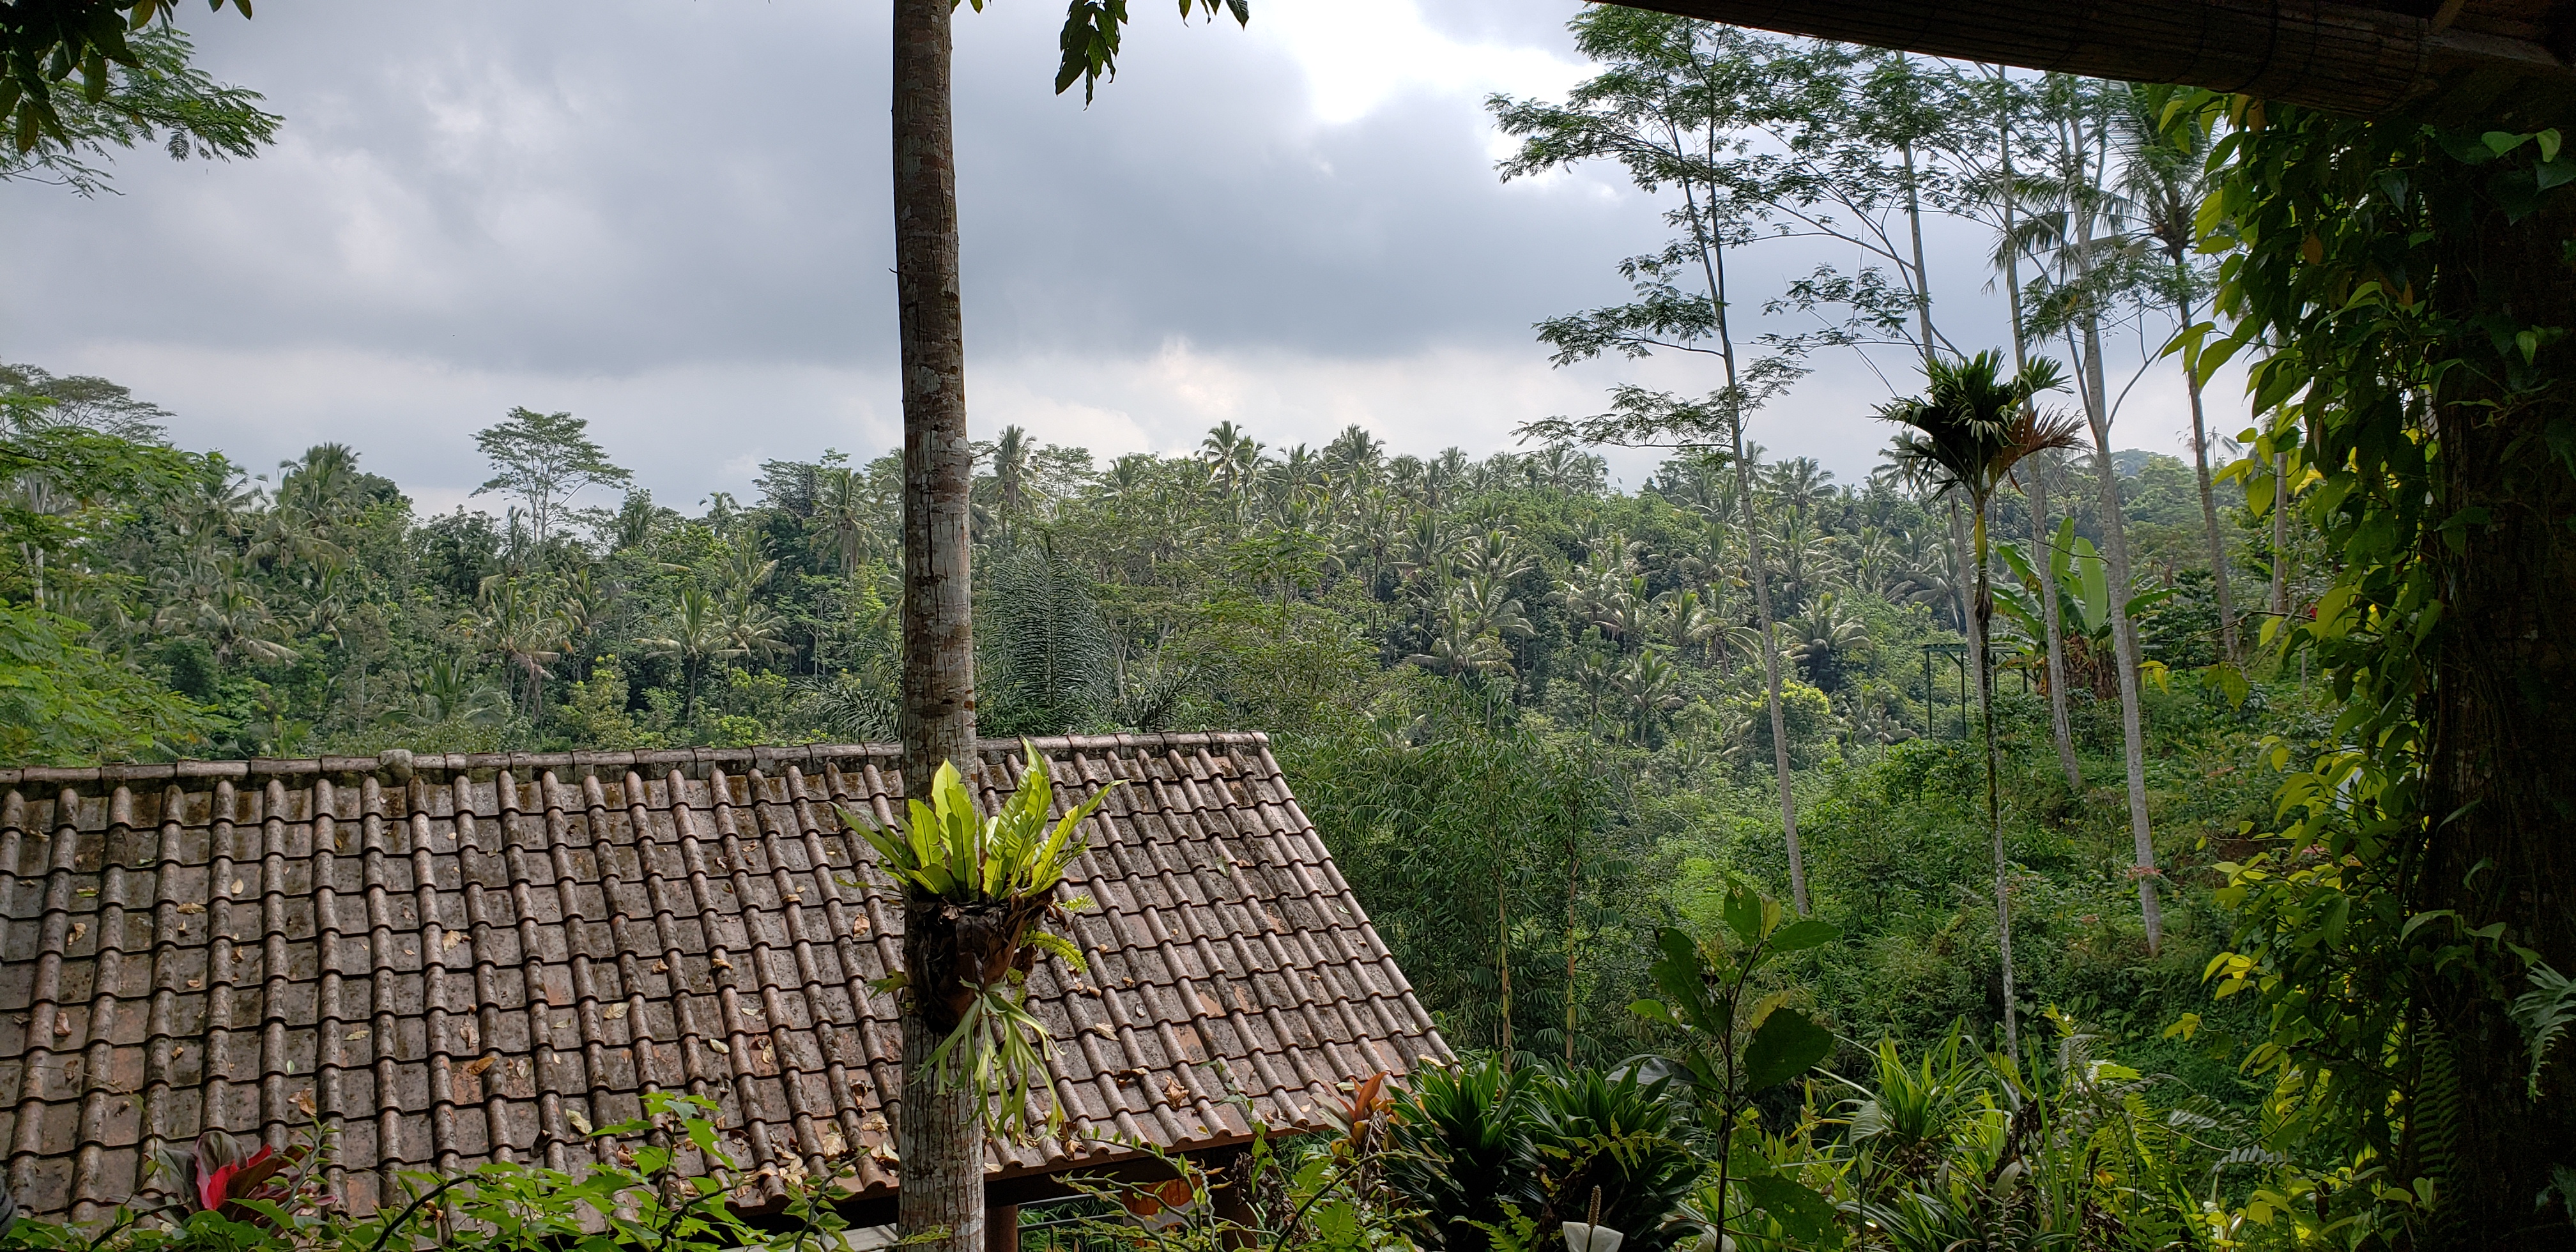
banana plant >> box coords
[841,741,1121,1139]
[1993,519,2173,692]
[1630,883,1843,1249]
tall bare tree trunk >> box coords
[2269,449,2290,622]
[2028,464,2083,790]
[893,0,982,1244]
[1993,93,2084,792]
[1947,501,1983,699]
[2077,320,2163,952]
[1680,177,1808,914]
[2179,300,2241,661]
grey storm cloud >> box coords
[0,0,2211,505]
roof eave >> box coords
[1619,0,2576,123]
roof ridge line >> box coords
[0,730,1276,788]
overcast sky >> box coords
[2,1,2239,515]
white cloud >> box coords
[1251,0,1587,126]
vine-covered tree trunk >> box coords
[893,0,982,1244]
[2414,199,2576,1244]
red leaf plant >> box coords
[146,1129,316,1223]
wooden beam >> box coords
[1618,0,2574,119]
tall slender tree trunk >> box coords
[2077,318,2164,952]
[2053,105,2163,951]
[893,0,982,1245]
[2028,465,2083,790]
[2269,449,2290,621]
[2179,290,2241,661]
[1682,177,1808,913]
[1993,94,2083,790]
[1947,501,1983,699]
[1969,506,2018,1057]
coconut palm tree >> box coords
[2113,81,2236,660]
[641,584,743,725]
[1878,348,2083,1055]
[470,574,569,717]
[1784,592,1870,692]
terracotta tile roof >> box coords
[0,733,1448,1221]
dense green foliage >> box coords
[0,354,2294,1087]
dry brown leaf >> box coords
[461,1055,496,1076]
[229,879,244,896]
[51,1016,72,1036]
[652,959,670,973]
[707,1039,730,1055]
[345,1028,370,1041]
[1086,1023,1116,1039]
[849,916,871,936]
[67,922,86,943]
[604,1004,627,1019]
[1164,1080,1190,1104]
[292,1088,317,1116]
[174,903,204,915]
[443,933,466,951]
[184,977,203,989]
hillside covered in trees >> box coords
[0,360,2308,1081]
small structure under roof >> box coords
[0,732,1449,1223]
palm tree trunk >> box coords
[893,0,982,1246]
[2029,465,2084,790]
[2179,291,2241,661]
[1971,505,2019,1058]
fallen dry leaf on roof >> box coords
[604,1004,627,1019]
[461,1055,496,1077]
[174,903,203,915]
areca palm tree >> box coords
[1878,348,2083,1055]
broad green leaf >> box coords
[1720,882,1765,950]
[1766,917,1841,953]
[1736,1175,1841,1245]
[1741,1006,1832,1090]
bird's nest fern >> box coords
[841,741,1121,1141]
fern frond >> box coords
[2510,962,2576,1099]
